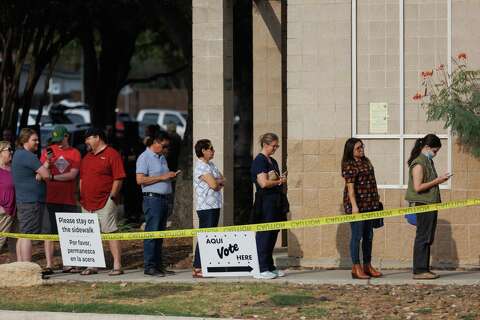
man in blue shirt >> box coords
[136,131,180,276]
[12,128,51,263]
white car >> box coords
[137,109,187,139]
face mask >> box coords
[423,150,434,160]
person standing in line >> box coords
[341,138,382,279]
[11,128,51,262]
[192,139,224,278]
[40,126,81,274]
[406,134,450,280]
[79,128,126,276]
[251,133,289,280]
[0,141,15,250]
[136,131,179,277]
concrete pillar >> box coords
[192,0,234,227]
[252,0,283,169]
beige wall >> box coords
[285,0,480,269]
[253,0,283,167]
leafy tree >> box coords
[414,53,480,157]
[0,0,79,132]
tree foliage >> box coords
[0,0,80,131]
[415,53,480,157]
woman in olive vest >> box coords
[406,134,451,280]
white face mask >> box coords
[423,150,434,160]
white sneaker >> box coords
[272,269,285,277]
[253,271,278,280]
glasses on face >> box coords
[160,144,170,149]
[269,143,280,149]
[207,146,215,151]
[0,147,13,153]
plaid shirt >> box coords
[342,157,380,214]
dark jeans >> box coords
[412,204,438,274]
[256,194,280,272]
[143,195,169,270]
[350,220,373,264]
[193,208,220,268]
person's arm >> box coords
[346,183,359,213]
[412,164,449,193]
[256,172,287,189]
[201,173,221,191]
[50,168,79,181]
[0,206,5,214]
[136,172,177,186]
[36,165,50,180]
[110,179,123,204]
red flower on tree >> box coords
[412,92,423,101]
[421,70,433,78]
[458,52,467,60]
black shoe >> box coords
[157,267,175,276]
[144,268,165,277]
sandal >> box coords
[42,267,54,276]
[109,269,124,276]
[192,268,203,278]
[80,268,98,276]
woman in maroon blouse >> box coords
[341,138,382,279]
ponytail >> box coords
[407,134,441,166]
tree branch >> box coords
[122,64,188,86]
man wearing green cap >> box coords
[40,126,81,274]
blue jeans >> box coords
[193,208,220,268]
[350,220,373,264]
[143,195,169,270]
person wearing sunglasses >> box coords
[0,141,15,251]
[136,131,180,277]
[192,139,224,278]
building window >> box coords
[351,0,452,189]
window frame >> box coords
[351,0,452,189]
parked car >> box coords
[136,108,187,139]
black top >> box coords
[251,153,282,193]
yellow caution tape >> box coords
[1,198,479,241]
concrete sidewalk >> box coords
[0,310,230,320]
[46,268,480,286]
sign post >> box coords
[56,212,106,268]
[198,231,259,277]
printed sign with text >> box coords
[198,231,259,277]
[56,212,106,268]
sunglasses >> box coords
[0,147,13,153]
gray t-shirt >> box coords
[12,148,46,203]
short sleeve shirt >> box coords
[342,157,380,213]
[0,168,15,215]
[251,153,282,193]
[12,148,45,203]
[136,148,172,194]
[193,159,222,210]
[80,146,126,211]
[40,144,81,206]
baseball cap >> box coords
[50,126,69,143]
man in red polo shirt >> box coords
[80,128,126,276]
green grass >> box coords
[300,306,329,317]
[269,293,315,306]
[460,313,478,320]
[416,307,432,314]
[95,284,193,299]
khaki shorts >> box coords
[81,198,118,233]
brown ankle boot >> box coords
[363,263,382,278]
[351,264,370,279]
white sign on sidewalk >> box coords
[56,212,106,268]
[198,231,259,277]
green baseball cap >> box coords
[50,125,69,143]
